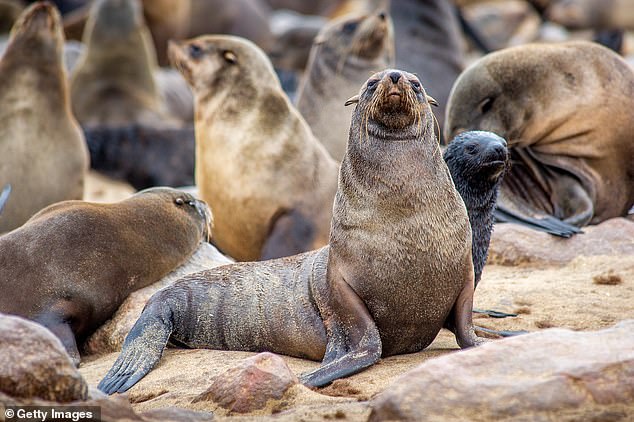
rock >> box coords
[0,314,88,402]
[85,242,233,355]
[192,352,299,413]
[370,320,634,422]
[488,218,634,266]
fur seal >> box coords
[0,2,88,234]
[390,0,466,144]
[0,187,211,364]
[296,8,394,161]
[445,41,634,228]
[547,0,634,30]
[169,35,339,261]
[69,0,173,128]
[98,69,483,394]
[444,131,508,288]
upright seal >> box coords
[98,69,483,394]
[0,2,88,234]
[0,188,211,364]
[169,35,339,261]
[296,8,394,161]
[445,41,634,227]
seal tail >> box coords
[97,301,174,395]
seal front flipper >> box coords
[494,205,583,238]
[0,184,11,215]
[98,300,174,394]
[300,267,381,388]
[260,209,316,260]
[33,309,81,366]
[444,260,486,348]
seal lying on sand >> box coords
[296,8,394,161]
[0,188,211,364]
[98,69,483,394]
[0,2,88,234]
[445,41,634,232]
[169,35,339,261]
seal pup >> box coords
[169,35,339,261]
[445,41,634,228]
[0,2,88,234]
[444,131,508,288]
[98,69,483,394]
[0,188,211,364]
[69,0,174,128]
[296,8,394,161]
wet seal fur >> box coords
[98,69,483,395]
[445,41,634,227]
[0,188,211,364]
[0,2,88,234]
[169,35,339,261]
[296,8,394,161]
[444,131,509,288]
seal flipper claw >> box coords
[98,302,174,394]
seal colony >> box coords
[169,35,339,261]
[0,2,88,234]
[98,69,483,394]
[0,188,211,364]
[445,41,634,230]
[296,7,394,161]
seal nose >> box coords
[389,71,401,84]
[377,11,386,20]
[485,139,508,161]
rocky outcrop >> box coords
[193,352,299,413]
[0,314,88,403]
[85,242,232,354]
[488,218,634,266]
[370,320,634,422]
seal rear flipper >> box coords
[260,209,316,260]
[494,205,583,238]
[98,303,174,395]
[300,268,382,387]
[0,184,11,215]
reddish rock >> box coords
[488,218,634,266]
[192,352,298,413]
[369,320,634,422]
[0,314,88,402]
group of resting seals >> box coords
[98,69,510,394]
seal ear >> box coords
[426,95,438,107]
[223,50,237,64]
[344,95,360,107]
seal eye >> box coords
[479,97,495,114]
[175,198,185,206]
[367,79,379,89]
[465,143,478,155]
[223,50,237,64]
[410,80,421,91]
[188,43,203,59]
[342,21,358,34]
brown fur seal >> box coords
[445,41,634,227]
[391,0,466,144]
[69,0,173,127]
[169,35,339,261]
[98,69,483,394]
[0,0,23,33]
[0,187,211,364]
[296,8,394,161]
[0,2,88,234]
